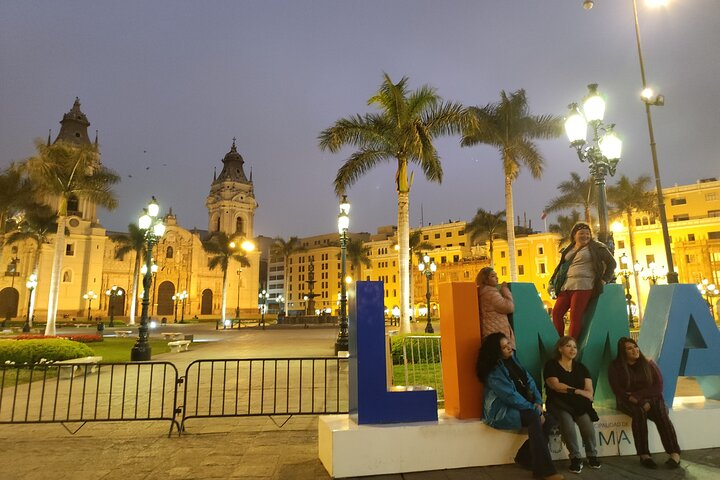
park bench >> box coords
[167,340,191,353]
[55,356,103,378]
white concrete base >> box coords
[319,398,720,478]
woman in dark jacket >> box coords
[548,222,615,339]
[608,337,681,469]
[477,332,563,480]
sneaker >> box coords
[569,458,583,474]
[640,457,658,469]
[587,457,601,469]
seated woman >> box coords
[608,337,681,469]
[476,332,563,480]
[476,267,515,345]
[543,336,600,473]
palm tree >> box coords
[271,236,307,311]
[6,203,58,324]
[319,74,464,333]
[343,237,371,279]
[0,165,34,246]
[461,89,562,281]
[545,172,595,225]
[608,175,656,318]
[202,232,251,324]
[23,140,119,335]
[110,224,147,325]
[465,208,506,267]
[549,210,582,248]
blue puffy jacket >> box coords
[483,353,542,430]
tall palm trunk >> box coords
[398,190,410,333]
[28,247,42,326]
[128,253,141,325]
[221,267,228,323]
[504,174,517,282]
[45,213,66,336]
[626,212,643,321]
[489,238,495,268]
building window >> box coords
[539,263,546,274]
[708,231,720,240]
[453,255,459,262]
[686,254,696,263]
[446,232,452,237]
[646,254,655,264]
[441,256,447,264]
[617,240,625,249]
[434,233,440,239]
[518,265,524,275]
[62,270,72,283]
[459,242,465,246]
[166,246,174,258]
[538,246,544,255]
[459,229,465,235]
[500,251,506,258]
[423,235,429,240]
[635,218,642,227]
[645,238,651,246]
[501,266,507,276]
[65,243,75,256]
[673,214,689,222]
[708,210,720,218]
[670,197,687,206]
[705,193,717,201]
[517,249,522,257]
[235,217,244,235]
[688,233,696,241]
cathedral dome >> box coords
[214,138,249,183]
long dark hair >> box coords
[613,337,655,388]
[476,332,507,382]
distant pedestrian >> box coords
[548,222,615,339]
[608,337,681,469]
[476,332,563,480]
[476,267,515,346]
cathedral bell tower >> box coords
[205,138,258,239]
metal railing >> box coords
[180,357,348,430]
[0,362,181,435]
[397,335,443,404]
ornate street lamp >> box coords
[258,289,268,329]
[335,195,350,354]
[22,273,37,333]
[641,261,667,285]
[178,290,188,323]
[131,197,166,361]
[698,279,719,322]
[235,269,243,321]
[229,240,254,329]
[140,261,158,315]
[418,254,437,334]
[105,285,123,327]
[565,84,622,252]
[616,253,641,328]
[277,295,285,314]
[83,290,98,321]
[171,291,181,323]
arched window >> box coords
[67,195,80,214]
[235,217,244,235]
[62,270,72,283]
[215,217,221,232]
[166,246,174,259]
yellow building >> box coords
[0,100,260,323]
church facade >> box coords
[0,99,260,323]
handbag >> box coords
[549,260,571,296]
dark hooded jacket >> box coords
[549,240,616,298]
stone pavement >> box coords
[1,323,719,479]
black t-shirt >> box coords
[543,359,591,415]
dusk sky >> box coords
[1,1,719,240]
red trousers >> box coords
[552,289,593,339]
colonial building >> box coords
[0,100,260,322]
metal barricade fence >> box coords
[180,357,349,430]
[0,362,181,435]
[398,335,443,404]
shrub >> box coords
[0,339,94,364]
[389,334,441,365]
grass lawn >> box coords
[391,362,444,400]
[89,337,185,363]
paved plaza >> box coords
[1,323,719,479]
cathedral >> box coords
[0,99,260,323]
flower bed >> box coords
[14,334,103,343]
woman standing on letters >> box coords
[476,267,515,346]
[548,222,615,339]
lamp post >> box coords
[171,292,181,323]
[335,195,350,354]
[229,240,255,329]
[178,290,188,323]
[277,295,284,314]
[131,197,166,361]
[235,269,242,321]
[565,84,622,252]
[105,285,123,327]
[582,0,677,282]
[83,290,98,321]
[616,253,641,328]
[698,279,719,322]
[23,274,37,333]
[258,289,268,329]
[641,261,667,285]
[418,254,437,334]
